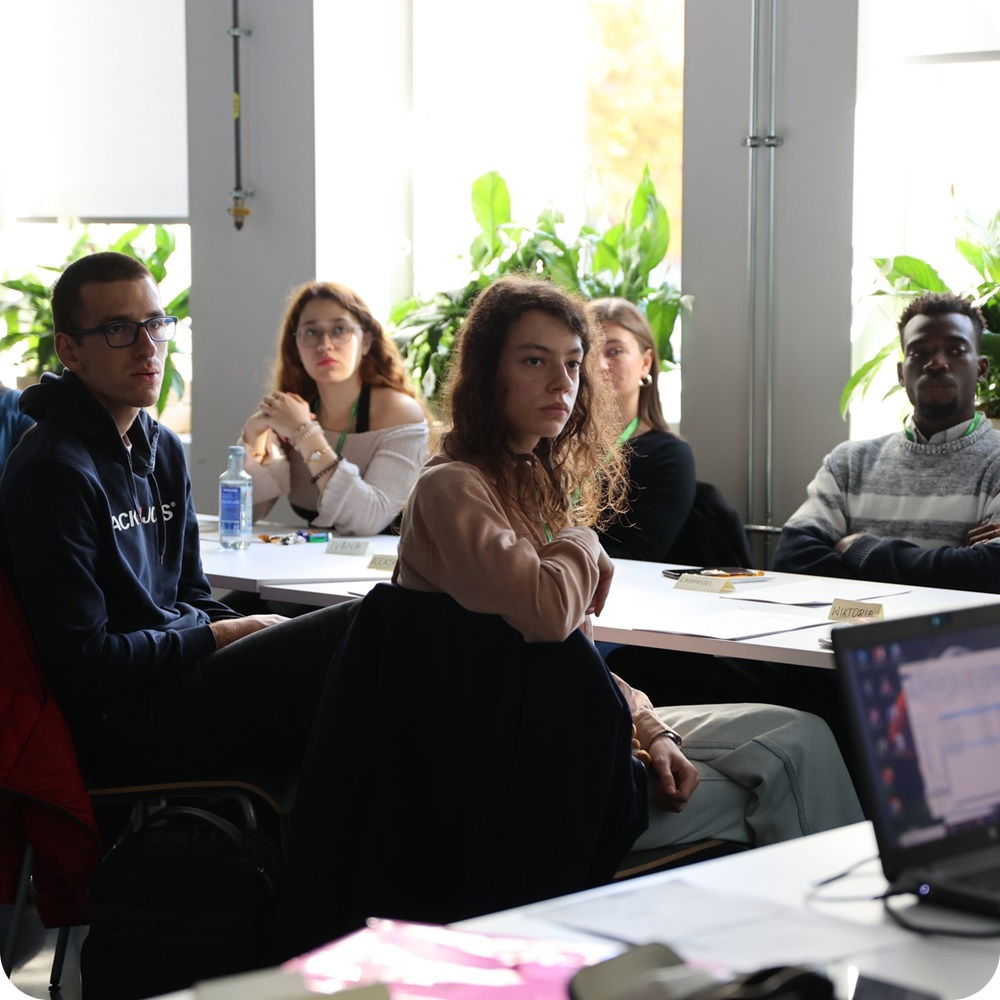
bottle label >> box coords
[220,483,251,550]
[220,484,244,532]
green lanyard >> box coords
[617,416,640,446]
[334,395,360,456]
[541,418,640,542]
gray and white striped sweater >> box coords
[773,421,1000,591]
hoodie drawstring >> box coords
[149,472,166,565]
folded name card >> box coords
[368,553,397,572]
[325,538,372,557]
[828,598,884,621]
[674,573,735,593]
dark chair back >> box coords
[664,481,753,568]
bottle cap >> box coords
[229,444,245,459]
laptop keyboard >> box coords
[944,845,1000,892]
[951,865,1000,892]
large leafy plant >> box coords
[390,165,686,405]
[0,225,189,416]
[842,211,1000,419]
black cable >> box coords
[806,854,886,901]
[882,894,1000,939]
[808,856,1000,933]
[810,854,880,888]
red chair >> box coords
[0,571,295,993]
[0,570,102,978]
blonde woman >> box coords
[590,297,696,562]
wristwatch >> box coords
[649,727,683,750]
[307,446,332,463]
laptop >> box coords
[833,603,1000,917]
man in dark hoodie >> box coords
[0,252,358,784]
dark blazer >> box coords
[277,583,648,958]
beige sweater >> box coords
[394,453,664,742]
[393,454,603,643]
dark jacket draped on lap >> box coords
[276,583,647,959]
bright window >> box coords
[850,0,1000,438]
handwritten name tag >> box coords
[325,538,372,557]
[368,554,397,572]
[674,573,734,593]
[828,598,884,622]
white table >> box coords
[457,821,1000,1000]
[591,560,1000,668]
[260,578,385,606]
[252,560,1000,670]
[198,521,399,592]
[152,830,997,1000]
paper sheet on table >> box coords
[636,606,827,640]
[722,579,909,607]
[541,881,902,971]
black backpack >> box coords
[80,805,282,1000]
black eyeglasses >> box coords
[71,316,179,349]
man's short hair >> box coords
[897,292,986,346]
[51,252,153,335]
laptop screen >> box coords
[834,606,1000,875]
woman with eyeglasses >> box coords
[240,281,428,535]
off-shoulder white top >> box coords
[245,421,428,535]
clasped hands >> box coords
[243,390,315,446]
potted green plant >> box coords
[842,211,1000,420]
[389,165,688,406]
[0,224,189,416]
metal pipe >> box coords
[742,0,785,565]
[745,0,761,520]
[228,0,252,230]
[764,0,779,552]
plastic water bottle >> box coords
[219,445,253,549]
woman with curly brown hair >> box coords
[394,274,629,641]
[241,281,427,534]
[393,274,863,848]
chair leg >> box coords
[49,925,70,994]
[2,844,34,977]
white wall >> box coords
[186,0,318,512]
[682,1,858,560]
[0,0,187,224]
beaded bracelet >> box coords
[631,725,651,765]
[309,456,342,485]
[290,421,320,446]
